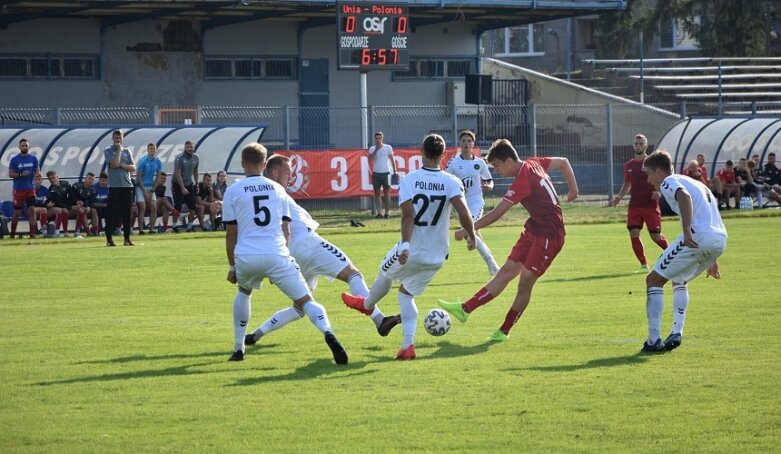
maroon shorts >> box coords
[627,206,662,233]
[508,230,564,277]
[13,189,36,209]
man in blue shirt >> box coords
[135,143,163,235]
[7,138,40,238]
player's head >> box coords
[486,139,519,164]
[459,130,476,153]
[217,170,227,182]
[184,140,195,155]
[84,172,95,185]
[421,133,446,160]
[266,154,292,187]
[725,160,734,169]
[240,142,268,175]
[738,157,748,168]
[157,172,167,183]
[202,172,212,185]
[146,143,157,157]
[46,170,59,185]
[99,172,109,186]
[18,138,29,154]
[112,130,123,145]
[769,152,776,164]
[633,134,648,155]
[34,172,43,186]
[687,159,702,177]
[696,153,705,166]
[643,149,673,189]
[374,131,384,145]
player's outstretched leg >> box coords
[487,329,509,342]
[324,332,348,365]
[300,299,348,365]
[229,289,252,361]
[437,298,468,323]
[245,306,304,346]
[377,314,401,337]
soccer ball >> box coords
[423,309,451,336]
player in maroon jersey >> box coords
[438,139,579,341]
[609,134,669,273]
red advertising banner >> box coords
[274,148,477,199]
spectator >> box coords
[172,140,199,232]
[761,152,781,205]
[368,131,397,218]
[32,171,53,236]
[747,160,765,207]
[695,153,710,183]
[683,160,708,185]
[213,170,228,201]
[69,172,96,238]
[7,138,40,239]
[90,172,109,236]
[196,173,219,231]
[714,160,740,209]
[153,172,177,232]
[45,170,73,237]
[104,129,136,247]
[136,143,163,235]
[734,157,757,202]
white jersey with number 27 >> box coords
[399,167,465,265]
[222,175,293,256]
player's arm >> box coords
[547,157,579,202]
[136,164,145,190]
[9,162,20,179]
[674,187,698,248]
[480,161,494,191]
[173,158,187,193]
[108,147,122,169]
[282,219,291,246]
[451,195,476,250]
[396,199,414,264]
[474,199,513,230]
[124,149,136,173]
[611,182,630,206]
[389,148,397,174]
[225,223,238,284]
[192,163,199,190]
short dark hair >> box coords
[160,172,167,177]
[421,133,446,159]
[112,129,123,137]
[86,172,95,177]
[769,152,776,158]
[643,150,674,173]
[46,170,57,178]
[241,142,268,165]
[266,154,290,173]
[486,139,520,163]
[726,160,734,166]
[459,130,476,142]
[99,172,108,179]
[19,138,29,145]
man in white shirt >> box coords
[368,131,397,218]
[343,133,476,360]
[243,155,401,346]
[222,142,348,364]
[445,130,499,275]
[641,150,727,354]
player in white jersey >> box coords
[243,155,401,346]
[445,130,500,275]
[640,150,727,354]
[342,133,477,360]
[222,143,347,364]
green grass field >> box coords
[1,210,780,452]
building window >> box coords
[659,18,699,50]
[203,56,297,80]
[493,24,545,56]
[0,54,99,79]
[392,57,475,80]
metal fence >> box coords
[0,101,729,210]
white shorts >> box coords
[653,232,727,284]
[234,254,309,300]
[467,199,484,221]
[377,243,443,296]
[135,186,156,203]
[289,231,352,289]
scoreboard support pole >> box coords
[360,71,369,148]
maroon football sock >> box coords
[631,237,646,266]
[463,287,494,313]
[499,309,522,335]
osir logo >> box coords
[288,154,311,194]
[363,17,388,33]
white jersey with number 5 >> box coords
[660,174,727,236]
[399,167,465,265]
[222,175,293,256]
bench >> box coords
[674,92,781,99]
[629,73,781,81]
[653,82,781,91]
[611,65,781,73]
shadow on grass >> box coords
[506,353,648,373]
[74,343,282,365]
[33,361,248,386]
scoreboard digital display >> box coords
[337,2,409,70]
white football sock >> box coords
[369,307,386,327]
[475,236,499,272]
[301,300,332,333]
[672,284,689,335]
[397,292,418,349]
[233,291,251,352]
[252,306,304,340]
[347,272,370,298]
[646,287,664,343]
[366,274,392,309]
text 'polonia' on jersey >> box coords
[242,183,276,193]
[414,181,446,191]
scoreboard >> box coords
[337,2,409,70]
